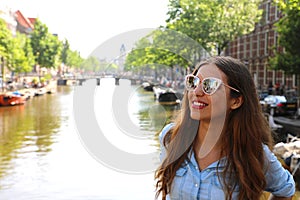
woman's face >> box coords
[188,63,235,122]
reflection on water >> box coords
[0,88,65,183]
[0,80,179,200]
[128,85,179,133]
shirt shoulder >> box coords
[158,123,174,162]
[159,123,174,144]
[263,144,295,197]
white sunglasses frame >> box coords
[185,74,240,95]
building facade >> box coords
[0,6,17,36]
[225,0,296,92]
[15,10,35,35]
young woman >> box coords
[155,56,295,200]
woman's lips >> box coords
[192,101,208,109]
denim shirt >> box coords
[159,123,295,200]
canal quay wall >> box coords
[274,117,300,138]
[0,79,57,96]
[1,76,141,97]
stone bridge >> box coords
[57,75,143,86]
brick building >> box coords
[225,0,297,92]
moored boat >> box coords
[0,93,26,106]
[142,82,155,91]
[34,87,47,96]
[153,86,182,105]
[158,92,181,105]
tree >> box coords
[67,50,83,69]
[124,28,207,80]
[166,0,263,55]
[125,35,190,80]
[61,39,70,65]
[80,56,100,73]
[61,39,83,69]
[30,19,62,69]
[23,35,35,71]
[125,0,263,81]
[9,33,34,73]
[0,18,13,80]
[270,0,300,96]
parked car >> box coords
[260,95,298,116]
[257,90,269,100]
[283,95,299,116]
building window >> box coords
[264,32,269,55]
[264,63,267,86]
[282,71,285,85]
[253,72,258,88]
[272,70,276,86]
[237,38,240,59]
[244,36,247,58]
[250,36,253,57]
[275,32,279,51]
[275,4,280,20]
[257,34,260,56]
[265,1,270,23]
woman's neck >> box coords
[193,120,224,169]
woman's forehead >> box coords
[196,63,225,79]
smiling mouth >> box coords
[192,101,208,109]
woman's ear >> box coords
[230,96,243,110]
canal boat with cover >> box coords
[153,86,182,105]
[0,92,26,106]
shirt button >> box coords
[195,183,198,187]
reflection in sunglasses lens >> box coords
[187,76,197,89]
[203,79,213,94]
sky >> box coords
[3,0,169,59]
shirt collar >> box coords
[187,149,227,170]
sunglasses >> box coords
[185,74,240,95]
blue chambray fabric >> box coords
[159,124,295,200]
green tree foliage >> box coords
[23,35,35,71]
[1,19,34,75]
[166,0,263,55]
[9,33,34,73]
[80,56,100,72]
[270,0,300,96]
[270,0,300,74]
[1,17,83,78]
[125,0,262,77]
[30,19,62,69]
[61,39,83,69]
[67,50,83,69]
[125,28,205,76]
[0,18,12,61]
[80,56,118,74]
[61,39,70,65]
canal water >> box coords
[0,78,178,200]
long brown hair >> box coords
[155,56,273,200]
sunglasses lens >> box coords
[185,76,222,95]
[186,75,199,90]
[202,78,220,94]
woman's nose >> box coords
[193,84,205,96]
